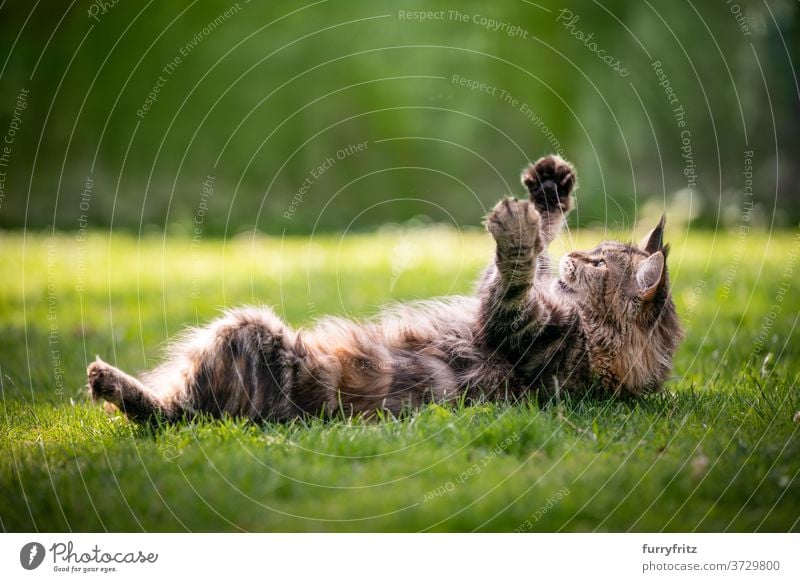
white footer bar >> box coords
[1,533,797,581]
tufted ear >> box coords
[640,214,666,255]
[636,251,664,299]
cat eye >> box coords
[592,259,606,268]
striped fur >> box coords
[87,155,683,423]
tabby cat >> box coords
[88,155,683,423]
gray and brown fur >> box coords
[88,155,684,423]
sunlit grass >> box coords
[1,228,798,531]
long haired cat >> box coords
[88,155,683,423]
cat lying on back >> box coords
[88,155,683,423]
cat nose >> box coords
[568,251,584,260]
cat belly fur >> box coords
[144,295,587,422]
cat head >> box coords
[556,216,669,312]
[555,216,683,393]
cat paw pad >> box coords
[486,197,542,253]
[521,155,576,213]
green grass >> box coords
[1,227,799,532]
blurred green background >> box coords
[2,1,799,533]
[0,0,797,235]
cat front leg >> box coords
[477,198,546,354]
[485,197,543,281]
[521,155,576,245]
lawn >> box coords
[1,227,798,532]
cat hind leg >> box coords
[88,357,176,423]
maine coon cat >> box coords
[88,155,683,423]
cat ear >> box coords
[640,214,666,254]
[636,251,664,299]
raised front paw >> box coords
[521,155,576,213]
[486,197,542,253]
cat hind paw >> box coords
[87,356,122,405]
